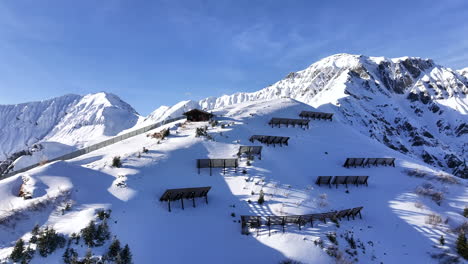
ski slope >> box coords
[0,98,466,263]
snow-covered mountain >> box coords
[0,98,466,264]
[0,92,141,174]
[146,54,468,177]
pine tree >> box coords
[10,238,25,262]
[63,248,71,264]
[36,226,65,257]
[107,238,121,261]
[81,220,97,247]
[96,220,110,246]
[257,189,265,204]
[21,245,34,264]
[82,249,94,264]
[456,232,468,259]
[30,224,40,243]
[117,244,132,264]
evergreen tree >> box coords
[81,221,97,247]
[456,233,468,259]
[82,249,94,264]
[36,226,66,257]
[21,245,34,264]
[30,224,40,244]
[96,220,111,246]
[63,248,72,264]
[117,244,132,264]
[107,238,121,261]
[10,238,25,262]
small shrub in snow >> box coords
[318,193,328,207]
[426,213,443,226]
[405,169,427,178]
[97,209,111,220]
[210,120,218,127]
[112,156,122,168]
[326,232,338,245]
[257,189,265,205]
[142,147,149,153]
[440,235,445,245]
[10,238,25,262]
[463,208,468,218]
[246,160,251,166]
[344,233,357,249]
[149,128,170,140]
[456,232,468,259]
[416,183,444,205]
[314,238,324,248]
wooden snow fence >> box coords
[343,158,395,168]
[299,111,333,121]
[197,158,238,175]
[160,186,211,212]
[241,207,363,236]
[268,118,309,129]
[237,146,263,160]
[249,135,290,147]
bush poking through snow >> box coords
[318,193,329,208]
[142,147,149,153]
[426,213,443,226]
[210,120,218,127]
[456,232,468,259]
[97,209,111,220]
[112,156,122,168]
[326,232,338,245]
[148,128,170,140]
[440,235,445,246]
[415,183,444,205]
[463,208,468,218]
[258,189,265,204]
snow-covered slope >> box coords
[0,92,141,174]
[146,54,468,177]
[0,99,466,263]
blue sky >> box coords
[0,0,467,115]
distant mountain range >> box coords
[1,54,467,177]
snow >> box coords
[0,92,141,173]
[0,98,466,263]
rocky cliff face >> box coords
[153,54,468,177]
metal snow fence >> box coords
[0,116,186,181]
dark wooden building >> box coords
[183,109,214,122]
